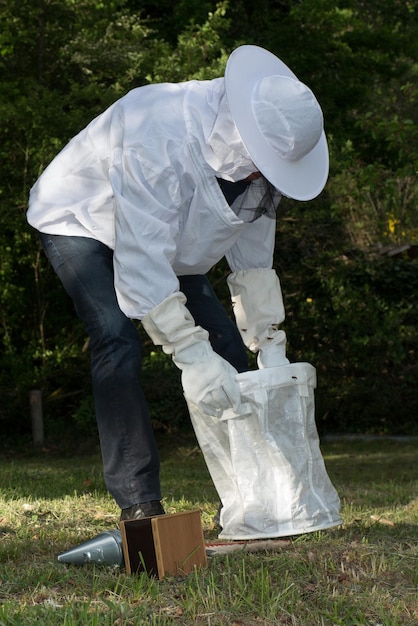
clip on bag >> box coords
[187,362,342,540]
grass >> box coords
[0,431,417,625]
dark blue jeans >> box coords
[39,233,248,509]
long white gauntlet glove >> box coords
[227,269,290,369]
[142,292,242,417]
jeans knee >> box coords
[89,313,142,363]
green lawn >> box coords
[0,434,417,625]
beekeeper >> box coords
[27,45,328,522]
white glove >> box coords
[256,342,289,369]
[227,268,290,369]
[142,292,242,417]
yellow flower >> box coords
[388,216,399,234]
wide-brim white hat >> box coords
[225,45,329,201]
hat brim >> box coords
[225,45,329,201]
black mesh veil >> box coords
[217,177,281,223]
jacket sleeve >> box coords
[225,214,276,272]
[109,149,182,319]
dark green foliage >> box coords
[1,0,417,439]
[276,202,418,435]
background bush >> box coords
[0,0,417,440]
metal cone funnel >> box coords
[57,529,124,566]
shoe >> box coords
[120,500,165,521]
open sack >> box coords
[187,362,342,540]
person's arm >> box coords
[110,150,181,318]
[142,292,244,417]
[110,151,243,416]
[226,215,289,368]
[227,268,289,368]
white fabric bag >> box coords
[187,362,342,540]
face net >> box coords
[217,176,281,223]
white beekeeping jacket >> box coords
[28,78,278,319]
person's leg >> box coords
[39,233,162,513]
[179,274,248,373]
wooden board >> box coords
[120,510,206,578]
[152,510,206,578]
[119,517,158,576]
[205,538,292,556]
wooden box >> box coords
[119,509,206,578]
